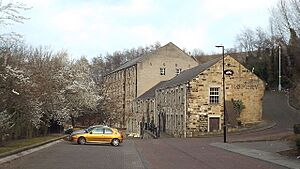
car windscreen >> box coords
[86,126,95,133]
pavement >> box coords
[0,140,62,165]
[0,135,66,159]
[0,135,66,165]
[211,141,300,169]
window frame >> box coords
[175,68,182,75]
[209,87,220,104]
[92,127,104,134]
[104,128,113,134]
[160,67,166,75]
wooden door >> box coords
[209,117,220,132]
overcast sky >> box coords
[10,0,278,59]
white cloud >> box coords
[113,0,155,15]
[13,0,278,59]
[170,25,206,50]
[51,8,90,32]
[49,0,156,40]
[202,0,277,20]
[20,0,56,8]
[130,25,164,44]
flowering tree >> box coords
[64,57,99,126]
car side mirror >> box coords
[89,132,93,134]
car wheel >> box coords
[77,137,86,145]
[111,138,120,146]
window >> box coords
[176,68,182,75]
[160,68,166,75]
[93,127,104,134]
[104,128,113,134]
[209,87,219,104]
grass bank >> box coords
[0,134,63,155]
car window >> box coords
[104,128,113,134]
[86,126,95,132]
[92,127,104,134]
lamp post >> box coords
[215,45,227,143]
[278,45,282,91]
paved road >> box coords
[134,137,287,169]
[262,91,300,131]
[0,138,287,169]
[0,140,146,169]
[229,91,300,142]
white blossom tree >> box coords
[64,57,99,126]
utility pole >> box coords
[278,45,282,91]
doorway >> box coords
[209,117,220,132]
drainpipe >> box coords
[184,83,188,138]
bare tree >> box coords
[236,28,257,53]
[270,0,300,43]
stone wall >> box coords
[104,65,137,128]
[156,85,186,137]
[155,55,265,137]
[137,43,198,97]
[105,42,198,133]
[104,69,126,127]
[134,99,155,134]
[223,56,265,123]
[186,55,265,137]
[186,62,223,137]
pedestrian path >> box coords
[211,142,300,169]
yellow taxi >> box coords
[69,125,123,146]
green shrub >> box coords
[232,99,245,115]
[293,124,300,134]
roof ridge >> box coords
[105,42,192,76]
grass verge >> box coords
[0,134,63,155]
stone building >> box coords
[136,55,265,137]
[104,42,198,132]
[134,81,166,133]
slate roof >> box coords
[107,56,142,75]
[136,56,222,100]
[158,56,222,89]
[136,81,168,100]
[105,42,196,75]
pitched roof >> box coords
[137,81,167,100]
[136,56,222,101]
[158,56,222,89]
[106,42,195,75]
[108,56,142,75]
[195,52,249,64]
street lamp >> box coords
[278,45,282,91]
[215,45,227,143]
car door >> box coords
[88,127,104,142]
[102,128,114,143]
